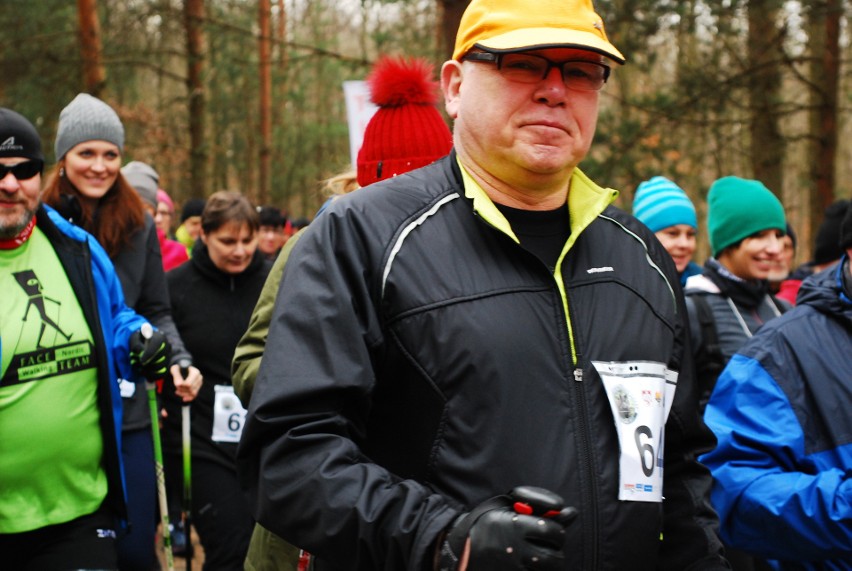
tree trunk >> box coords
[184,0,208,198]
[258,0,272,204]
[808,0,840,234]
[76,0,106,96]
[273,0,288,207]
[747,0,785,195]
[277,0,287,68]
[437,0,469,60]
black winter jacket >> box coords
[114,214,191,430]
[239,155,726,570]
[684,259,788,408]
[163,241,271,470]
[51,196,191,430]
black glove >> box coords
[438,486,577,571]
[129,327,171,381]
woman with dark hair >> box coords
[163,190,272,569]
[632,175,702,286]
[42,93,203,570]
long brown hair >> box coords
[41,161,145,258]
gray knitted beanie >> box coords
[54,93,124,160]
[121,161,159,209]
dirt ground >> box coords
[155,524,204,570]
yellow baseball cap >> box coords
[453,0,625,64]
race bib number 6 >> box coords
[592,361,677,503]
[212,384,247,443]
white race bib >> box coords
[212,384,247,443]
[592,361,678,503]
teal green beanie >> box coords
[707,176,786,256]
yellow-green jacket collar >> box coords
[458,157,619,253]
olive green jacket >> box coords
[232,229,304,405]
[232,228,306,571]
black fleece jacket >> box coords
[162,241,271,470]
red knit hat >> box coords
[356,56,453,187]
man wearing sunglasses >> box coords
[239,1,728,570]
[0,128,43,243]
[0,107,170,569]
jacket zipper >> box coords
[565,291,599,570]
[475,198,603,568]
[512,220,600,569]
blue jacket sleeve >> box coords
[701,354,852,562]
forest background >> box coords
[1,0,850,262]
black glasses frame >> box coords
[462,51,611,91]
[0,160,43,181]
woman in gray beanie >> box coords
[42,93,203,570]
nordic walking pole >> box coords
[178,358,193,569]
[141,323,175,571]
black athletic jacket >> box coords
[238,154,727,570]
[162,241,271,470]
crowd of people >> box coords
[1,0,851,570]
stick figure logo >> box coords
[13,270,72,348]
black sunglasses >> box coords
[0,160,43,181]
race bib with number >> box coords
[212,384,247,443]
[592,360,678,503]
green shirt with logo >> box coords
[0,226,106,533]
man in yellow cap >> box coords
[238,1,729,569]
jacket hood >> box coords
[796,256,852,326]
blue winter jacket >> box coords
[701,258,852,569]
[33,205,146,524]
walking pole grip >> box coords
[143,323,176,571]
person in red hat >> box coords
[239,1,727,569]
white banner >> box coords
[343,80,378,171]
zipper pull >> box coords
[574,367,583,382]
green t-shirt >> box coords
[0,227,106,533]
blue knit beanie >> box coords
[632,176,697,233]
[707,176,786,256]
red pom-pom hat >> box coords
[356,56,453,187]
